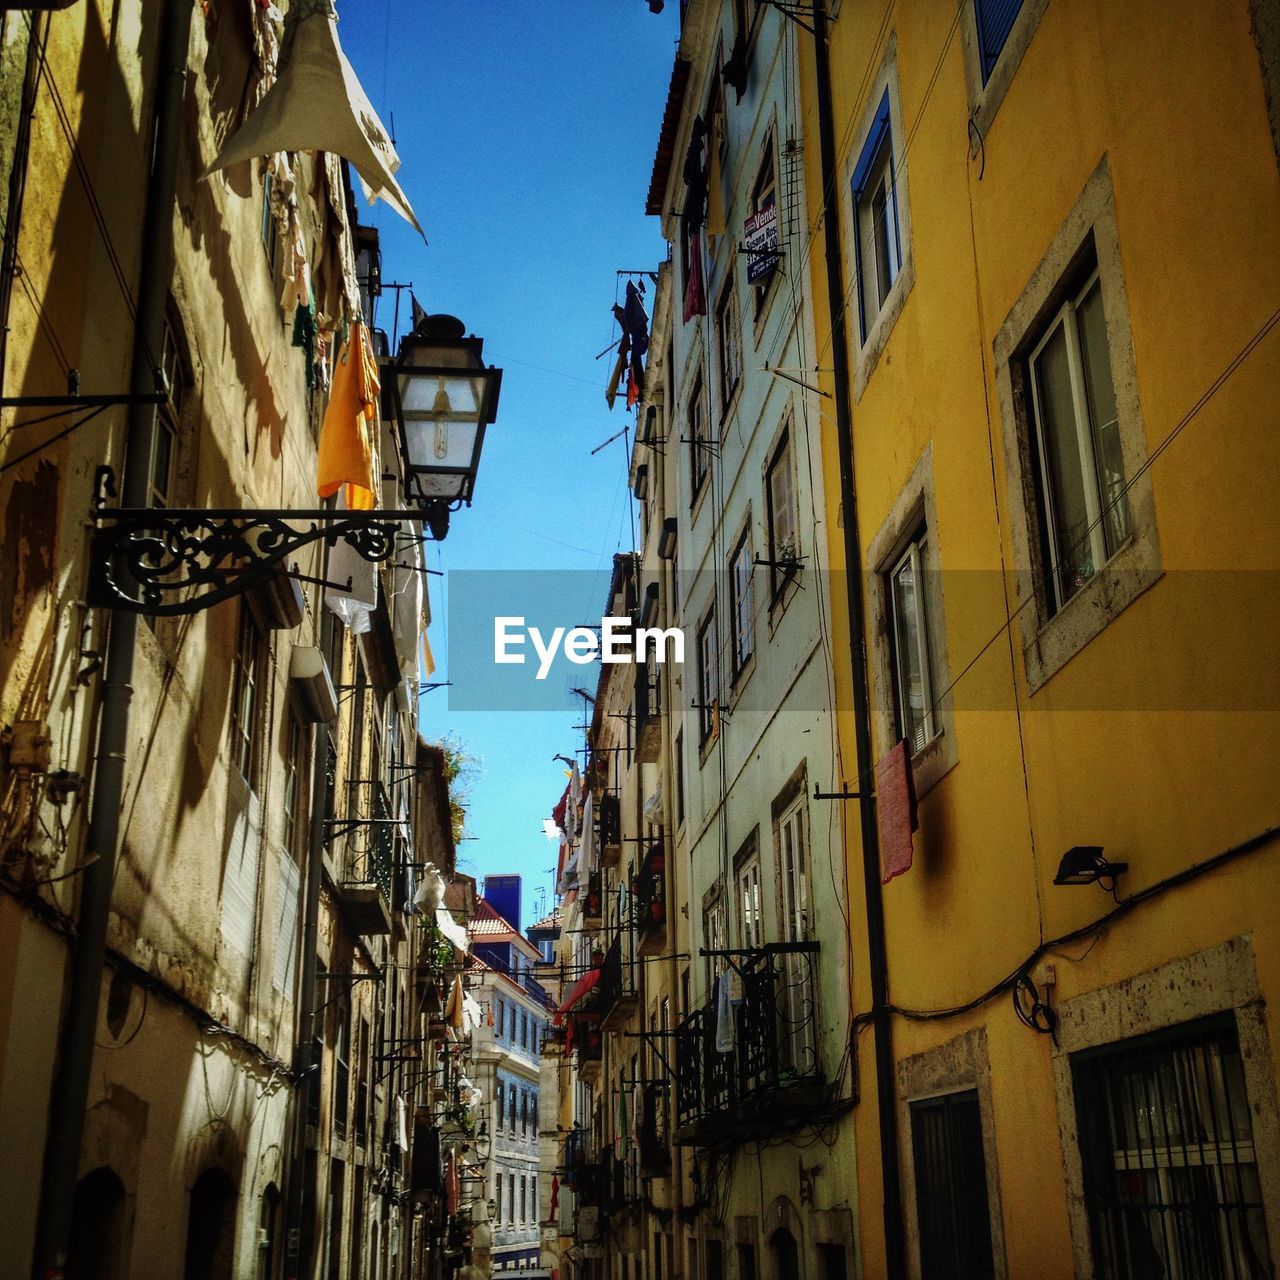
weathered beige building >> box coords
[0,4,469,1278]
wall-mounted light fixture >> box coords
[1053,845,1128,888]
[84,313,502,617]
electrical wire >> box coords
[850,824,1278,1026]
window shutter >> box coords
[221,789,261,958]
[273,851,302,993]
[975,0,1025,82]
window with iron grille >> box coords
[1071,1014,1272,1279]
[909,1089,996,1280]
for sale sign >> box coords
[745,202,779,284]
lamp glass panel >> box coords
[403,417,480,473]
[398,370,486,419]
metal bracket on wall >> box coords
[86,465,429,616]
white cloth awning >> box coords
[207,4,423,236]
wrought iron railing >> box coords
[674,942,822,1140]
[598,933,638,1022]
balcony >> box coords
[332,783,398,937]
[635,658,662,764]
[674,942,825,1146]
[570,1006,603,1084]
[598,933,638,1030]
[583,869,604,935]
[634,840,667,958]
[599,793,622,869]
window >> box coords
[887,528,936,755]
[333,1003,350,1140]
[696,611,719,745]
[910,1090,996,1280]
[765,430,798,599]
[689,372,709,502]
[152,315,187,508]
[973,0,1024,83]
[735,846,761,950]
[729,531,754,675]
[775,793,814,1073]
[748,142,779,317]
[736,1244,756,1280]
[994,162,1158,692]
[496,1082,505,1132]
[509,1174,516,1224]
[508,1004,516,1041]
[674,730,685,827]
[716,281,742,413]
[851,90,901,343]
[282,710,306,858]
[230,606,264,784]
[519,1174,527,1224]
[496,1175,503,1225]
[1026,262,1130,615]
[1072,1015,1270,1279]
[702,885,727,992]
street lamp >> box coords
[389,314,502,541]
[82,313,503,616]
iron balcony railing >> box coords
[674,941,824,1143]
[634,840,666,946]
[597,933,639,1025]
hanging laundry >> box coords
[715,973,735,1054]
[682,115,709,228]
[292,292,316,388]
[605,332,630,410]
[324,489,377,634]
[723,32,750,103]
[683,227,706,322]
[580,792,597,878]
[445,975,465,1030]
[877,738,919,884]
[318,321,380,509]
[205,0,423,235]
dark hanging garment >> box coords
[682,114,709,228]
[723,32,749,103]
[605,332,630,410]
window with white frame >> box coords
[702,883,728,992]
[776,796,810,944]
[281,709,306,859]
[887,528,937,756]
[152,315,187,508]
[689,372,709,501]
[696,610,719,745]
[716,280,742,414]
[851,89,902,343]
[765,428,798,599]
[729,531,754,675]
[230,606,264,785]
[1026,259,1130,614]
[735,842,761,951]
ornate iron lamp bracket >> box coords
[87,465,427,617]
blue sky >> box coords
[340,2,680,930]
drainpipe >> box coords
[811,4,906,1277]
[285,673,332,1280]
[30,4,193,1277]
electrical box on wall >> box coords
[2,721,52,774]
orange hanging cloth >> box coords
[318,322,380,510]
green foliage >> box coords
[436,735,479,846]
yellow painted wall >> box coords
[802,0,1280,1274]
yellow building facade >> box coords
[802,1,1280,1276]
